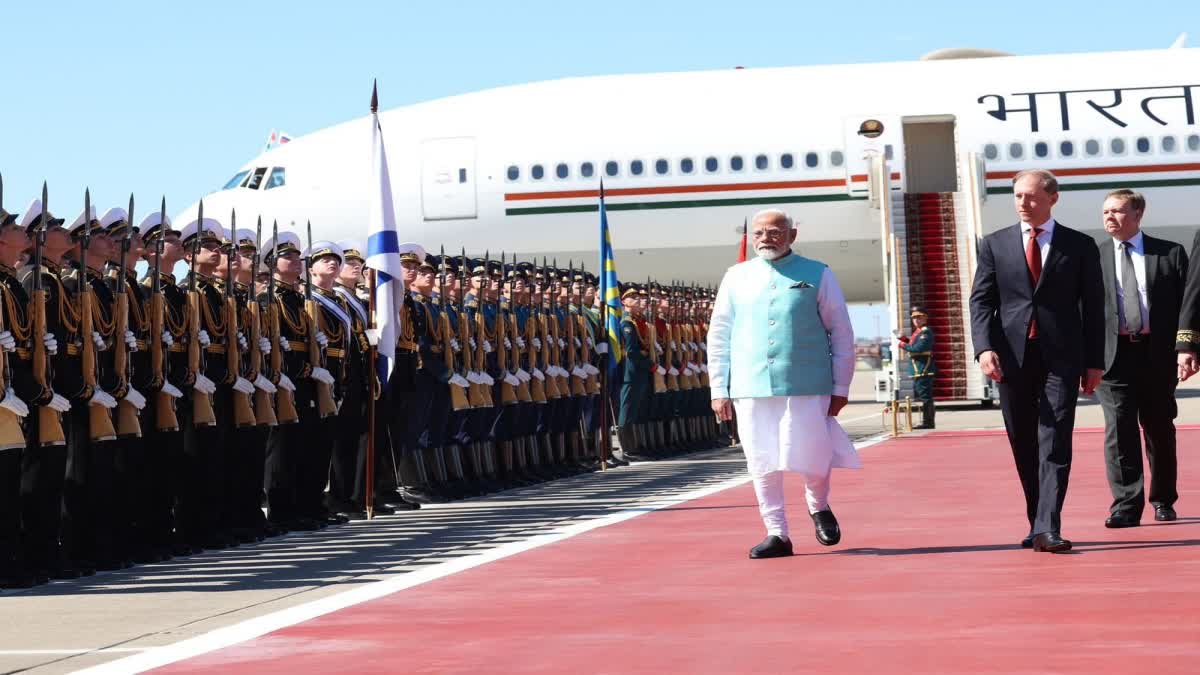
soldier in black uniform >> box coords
[385,244,426,502]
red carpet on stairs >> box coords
[904,192,966,400]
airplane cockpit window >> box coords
[222,170,251,190]
[1135,137,1151,154]
[1188,134,1200,152]
[531,164,545,180]
[780,153,794,169]
[630,160,644,176]
[1059,141,1074,157]
[1008,143,1024,160]
[1085,139,1101,156]
[1110,138,1127,155]
[983,144,999,160]
[679,158,695,174]
[704,157,719,173]
[555,163,569,179]
[1162,136,1178,153]
[605,161,619,177]
[244,167,268,190]
[506,165,520,181]
[655,159,669,175]
[830,151,844,167]
[264,167,286,189]
[804,152,819,168]
[1033,142,1049,159]
[754,154,768,170]
[580,162,595,178]
[729,155,744,172]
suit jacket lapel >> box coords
[1099,238,1116,300]
[1008,225,1034,295]
[1034,225,1062,294]
[1144,235,1159,316]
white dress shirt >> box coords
[1112,230,1150,334]
[1020,217,1055,268]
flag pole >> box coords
[364,80,381,520]
[597,180,610,467]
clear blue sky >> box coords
[2,0,1194,335]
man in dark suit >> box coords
[1178,230,1200,381]
[1096,190,1187,527]
[969,169,1105,553]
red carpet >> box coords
[160,429,1200,674]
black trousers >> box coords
[0,447,23,577]
[1097,339,1178,516]
[20,419,68,574]
[997,343,1078,536]
[264,383,312,523]
[329,390,365,507]
[141,425,180,549]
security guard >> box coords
[899,306,937,429]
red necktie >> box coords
[1026,227,1042,338]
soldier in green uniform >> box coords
[617,285,649,460]
[898,306,937,429]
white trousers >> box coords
[751,471,830,539]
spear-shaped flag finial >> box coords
[371,79,378,114]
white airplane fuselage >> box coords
[185,47,1200,302]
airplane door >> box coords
[420,137,477,220]
[842,115,904,199]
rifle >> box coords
[471,252,494,407]
[496,251,517,406]
[0,174,24,449]
[187,200,216,427]
[79,189,117,441]
[113,194,141,438]
[579,263,601,395]
[507,253,531,403]
[664,281,679,393]
[550,258,570,397]
[567,261,586,397]
[30,182,66,445]
[226,210,257,428]
[648,278,666,394]
[525,257,546,404]
[540,257,562,400]
[681,284,698,390]
[459,250,486,408]
[267,220,299,423]
[303,221,337,418]
[248,216,276,426]
[149,197,179,432]
[439,246,469,411]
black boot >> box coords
[920,400,936,429]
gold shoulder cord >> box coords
[1,284,31,342]
[198,287,227,338]
[276,293,307,336]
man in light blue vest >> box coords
[709,209,859,559]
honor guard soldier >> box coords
[617,285,650,461]
[411,254,455,497]
[385,244,430,502]
[17,198,77,579]
[462,258,502,490]
[899,305,937,429]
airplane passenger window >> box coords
[630,160,644,176]
[1008,143,1024,160]
[983,144,999,160]
[704,157,719,173]
[264,167,286,189]
[580,162,595,178]
[1188,134,1200,152]
[1162,136,1178,153]
[1033,142,1049,159]
[531,164,545,180]
[754,154,768,170]
[1085,139,1101,156]
[1059,141,1074,157]
[679,158,694,174]
[605,161,619,177]
[829,151,844,167]
[222,170,250,190]
[1110,138,1127,155]
[506,165,520,181]
[555,163,569,179]
[244,167,268,190]
[780,153,794,169]
[1135,137,1151,154]
[804,152,819,168]
[729,155,744,172]
[655,159,669,175]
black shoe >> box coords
[399,487,435,504]
[323,513,351,526]
[170,542,198,557]
[284,518,322,532]
[1031,532,1072,553]
[1155,505,1178,522]
[810,509,841,546]
[383,499,421,511]
[1021,534,1034,549]
[749,535,794,559]
[370,503,397,516]
[1105,512,1140,528]
[340,510,368,521]
[1,570,41,589]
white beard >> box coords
[756,246,790,261]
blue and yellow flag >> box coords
[597,181,623,370]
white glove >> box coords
[532,337,542,350]
[656,365,667,376]
[480,372,495,386]
[482,339,493,353]
[314,330,328,348]
[572,366,587,379]
[469,337,477,350]
[237,332,248,352]
[47,393,71,412]
[574,337,582,348]
[124,329,138,352]
[503,372,520,387]
[364,329,380,347]
[89,390,118,409]
[699,364,708,373]
[595,342,609,354]
[584,363,600,375]
[232,376,255,395]
[279,334,292,351]
[43,333,58,356]
[515,337,526,349]
[277,373,296,392]
[193,373,217,395]
[197,330,211,347]
[161,382,183,398]
[669,367,680,376]
[253,373,277,393]
[450,338,461,352]
[558,338,566,348]
[0,388,29,417]
[531,368,546,381]
[0,331,15,352]
[516,368,531,382]
[161,330,174,349]
[310,367,335,386]
[504,337,512,350]
[257,336,272,355]
[699,341,707,350]
[122,387,146,410]
[670,341,677,350]
[466,371,480,384]
[92,331,105,350]
[449,373,470,388]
